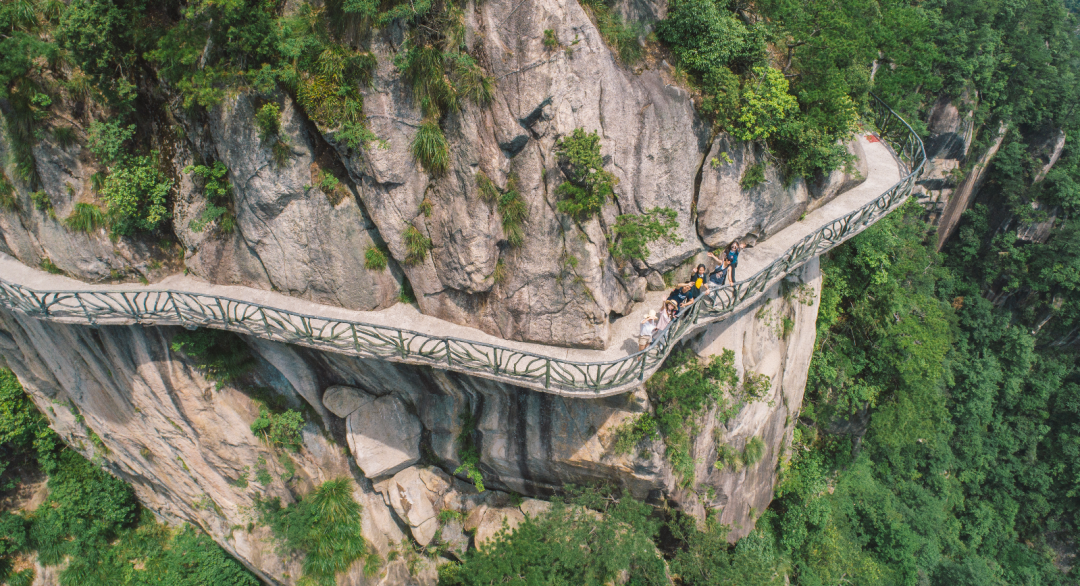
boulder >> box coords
[696,136,809,249]
[439,518,471,559]
[346,395,421,479]
[383,467,454,546]
[519,497,552,519]
[322,385,373,418]
[807,138,868,205]
[634,276,650,302]
[468,505,526,548]
[645,271,667,291]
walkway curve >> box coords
[0,95,924,398]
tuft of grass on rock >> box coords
[411,120,449,175]
[364,246,388,270]
[403,225,431,266]
[64,203,106,233]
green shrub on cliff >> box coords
[170,328,256,389]
[254,102,281,141]
[250,407,305,452]
[99,155,172,236]
[184,161,236,234]
[257,478,374,586]
[183,161,235,233]
[609,414,659,456]
[646,349,739,485]
[440,486,667,586]
[554,128,616,220]
[454,412,485,492]
[580,0,643,64]
[610,207,682,261]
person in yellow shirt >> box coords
[688,264,708,300]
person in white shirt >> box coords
[654,300,677,340]
[638,310,658,351]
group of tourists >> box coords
[637,240,747,351]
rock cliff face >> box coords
[0,0,862,351]
[916,91,1068,249]
[0,0,849,582]
[0,256,820,583]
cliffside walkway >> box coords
[0,96,923,398]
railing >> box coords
[0,95,924,398]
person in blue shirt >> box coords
[706,251,729,286]
[667,283,694,308]
[722,240,747,283]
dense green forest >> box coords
[439,201,1080,585]
[443,0,1080,580]
[0,369,260,586]
[2,0,1080,584]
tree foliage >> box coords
[610,207,682,261]
[0,369,258,586]
[554,128,617,220]
[442,486,668,586]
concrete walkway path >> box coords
[0,134,904,395]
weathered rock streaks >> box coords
[0,0,862,351]
[0,253,820,583]
[0,0,851,583]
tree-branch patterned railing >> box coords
[0,94,924,398]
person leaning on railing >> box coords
[715,240,747,283]
[667,282,694,308]
[706,251,730,286]
[653,300,678,342]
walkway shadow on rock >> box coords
[314,352,666,500]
